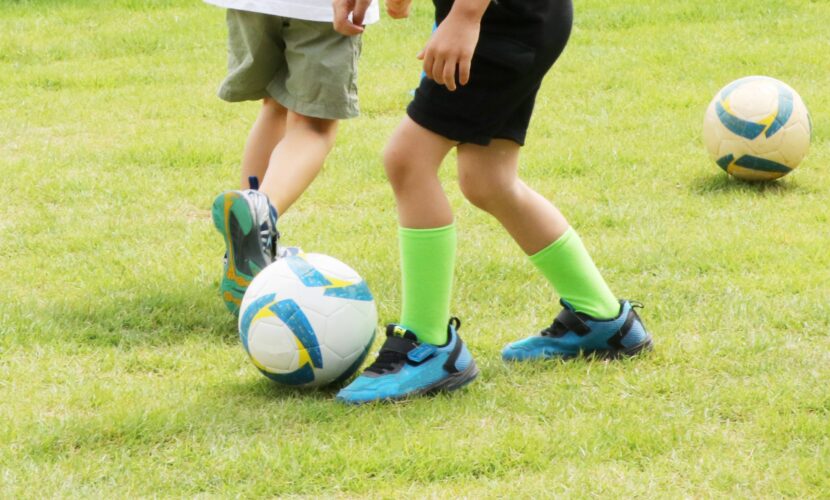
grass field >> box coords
[1,0,829,496]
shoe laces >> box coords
[258,222,279,260]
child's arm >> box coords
[418,0,489,91]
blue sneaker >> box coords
[336,318,479,404]
[502,300,653,361]
[211,184,279,316]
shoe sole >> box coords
[338,360,479,405]
[560,336,654,361]
[211,191,265,315]
[419,359,480,396]
[504,337,654,362]
[583,337,654,360]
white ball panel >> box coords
[717,139,745,159]
[324,302,377,359]
[779,122,811,167]
[248,317,299,373]
[729,80,778,122]
[294,289,349,318]
[761,150,787,166]
[240,260,297,316]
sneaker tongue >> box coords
[386,324,418,342]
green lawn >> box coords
[1,0,828,496]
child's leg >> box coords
[240,97,288,190]
[457,139,618,319]
[335,117,480,404]
[212,107,334,315]
[384,118,455,228]
[259,111,338,215]
[384,117,457,345]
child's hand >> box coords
[417,13,480,91]
[333,0,373,35]
[385,0,411,19]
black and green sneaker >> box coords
[211,185,278,316]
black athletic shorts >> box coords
[407,0,573,146]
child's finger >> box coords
[334,20,364,35]
[351,0,371,25]
[442,59,457,91]
[431,57,444,85]
[332,0,365,35]
[458,59,471,86]
[422,52,435,80]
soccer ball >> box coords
[238,252,377,387]
[703,76,811,181]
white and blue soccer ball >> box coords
[238,252,377,388]
[703,76,811,181]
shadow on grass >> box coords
[44,284,238,349]
[690,173,804,196]
[218,377,341,403]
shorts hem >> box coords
[217,87,269,103]
[269,85,358,120]
[406,105,525,147]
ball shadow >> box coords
[690,172,802,196]
[217,377,342,403]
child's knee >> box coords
[382,141,416,188]
[458,173,514,211]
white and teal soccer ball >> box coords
[703,76,811,181]
[238,252,377,387]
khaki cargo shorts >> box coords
[218,9,361,120]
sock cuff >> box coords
[398,223,456,240]
[529,226,576,265]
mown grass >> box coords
[1,0,828,496]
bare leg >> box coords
[457,139,619,319]
[384,117,456,227]
[384,117,458,345]
[260,111,338,215]
[240,97,287,189]
[457,139,569,255]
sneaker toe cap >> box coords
[502,337,575,361]
[336,376,398,404]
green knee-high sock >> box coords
[399,224,456,345]
[530,227,620,319]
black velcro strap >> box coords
[556,308,591,335]
[607,310,636,349]
[380,335,417,355]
